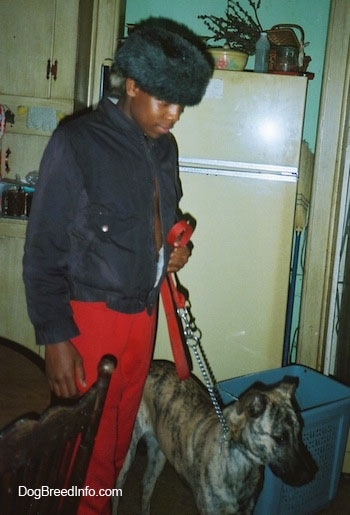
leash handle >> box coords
[161,220,194,380]
[166,219,193,248]
[165,219,193,311]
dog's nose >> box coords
[270,447,318,486]
[294,453,318,486]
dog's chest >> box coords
[188,446,262,515]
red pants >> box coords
[70,301,157,515]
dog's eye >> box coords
[273,431,289,445]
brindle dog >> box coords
[113,360,317,515]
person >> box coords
[23,17,213,515]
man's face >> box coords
[121,79,184,139]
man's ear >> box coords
[125,78,139,98]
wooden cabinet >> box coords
[0,0,79,101]
[0,219,39,355]
[0,0,87,181]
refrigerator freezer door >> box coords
[155,171,297,381]
[172,70,307,173]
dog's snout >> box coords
[270,446,318,487]
[291,452,318,486]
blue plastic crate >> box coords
[217,365,350,515]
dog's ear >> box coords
[278,377,298,398]
[236,390,267,418]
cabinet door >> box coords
[0,0,78,100]
[0,221,37,354]
[49,0,80,100]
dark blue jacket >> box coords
[23,97,182,345]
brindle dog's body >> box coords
[114,360,317,515]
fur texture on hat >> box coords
[115,18,214,106]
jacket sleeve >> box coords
[23,126,83,345]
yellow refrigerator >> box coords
[155,70,308,381]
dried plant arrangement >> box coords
[198,0,263,55]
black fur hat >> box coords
[115,17,214,106]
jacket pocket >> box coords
[87,204,137,245]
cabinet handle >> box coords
[46,59,51,80]
[46,59,58,80]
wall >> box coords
[298,0,350,370]
[125,0,331,152]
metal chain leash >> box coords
[177,303,230,441]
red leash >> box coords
[160,220,193,380]
[161,226,230,437]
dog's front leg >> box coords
[141,432,167,515]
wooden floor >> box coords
[1,337,349,515]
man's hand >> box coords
[167,244,191,273]
[45,340,86,398]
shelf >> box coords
[0,94,74,136]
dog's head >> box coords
[225,378,318,486]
